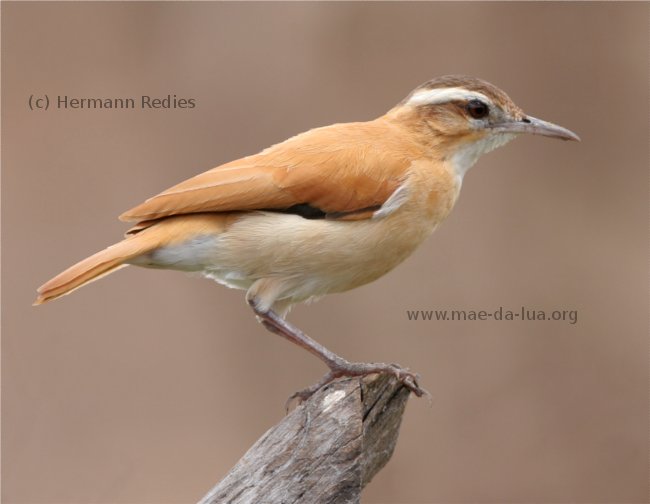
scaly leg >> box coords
[247,298,426,407]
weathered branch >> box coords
[197,374,411,504]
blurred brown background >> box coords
[2,2,648,503]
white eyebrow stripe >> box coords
[406,87,491,107]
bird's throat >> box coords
[450,133,516,181]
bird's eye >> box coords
[466,99,489,119]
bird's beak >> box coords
[493,115,580,141]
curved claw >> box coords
[384,363,425,397]
[284,391,307,413]
[285,370,337,412]
[285,361,430,412]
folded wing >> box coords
[119,121,416,223]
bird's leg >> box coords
[247,299,427,406]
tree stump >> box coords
[197,373,412,504]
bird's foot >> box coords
[286,360,429,411]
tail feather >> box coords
[35,213,230,306]
[34,236,152,305]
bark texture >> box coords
[197,374,411,504]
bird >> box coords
[35,75,579,403]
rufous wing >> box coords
[119,121,415,223]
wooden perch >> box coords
[197,374,412,504]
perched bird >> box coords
[35,75,579,402]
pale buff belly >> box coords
[130,208,439,304]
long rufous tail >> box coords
[34,213,228,306]
[34,235,153,305]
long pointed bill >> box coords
[493,115,580,141]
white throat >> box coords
[450,133,515,181]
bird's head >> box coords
[387,75,579,177]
